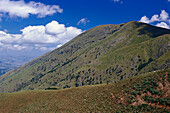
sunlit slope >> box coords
[0,21,170,93]
[0,69,169,113]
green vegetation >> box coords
[112,69,170,113]
[143,96,170,106]
[0,69,169,112]
[0,21,170,93]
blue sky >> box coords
[1,0,170,33]
[0,0,170,63]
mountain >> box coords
[0,21,170,93]
[0,69,169,112]
[0,50,46,76]
[0,61,15,76]
[0,56,28,76]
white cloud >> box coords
[45,21,66,35]
[140,10,169,23]
[13,45,27,50]
[77,18,90,26]
[150,15,160,22]
[160,10,169,21]
[0,0,63,19]
[57,44,63,48]
[140,16,150,23]
[140,10,170,29]
[0,42,4,46]
[0,21,82,51]
[39,47,54,51]
[156,22,170,29]
[140,14,161,23]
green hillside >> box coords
[0,69,169,113]
[0,21,170,93]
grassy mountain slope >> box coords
[0,21,170,93]
[0,69,169,113]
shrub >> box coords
[128,99,132,104]
[131,105,136,109]
[149,89,159,95]
[159,98,170,106]
[129,96,134,100]
[138,91,142,95]
[125,89,129,93]
[141,104,148,107]
[131,91,137,97]
[143,90,147,93]
[137,105,142,110]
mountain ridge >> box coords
[0,68,169,112]
[0,21,170,93]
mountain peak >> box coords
[0,21,169,93]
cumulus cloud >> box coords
[77,18,90,26]
[150,15,160,22]
[140,10,170,29]
[45,21,66,35]
[140,16,150,23]
[156,22,170,29]
[0,21,82,51]
[0,0,63,19]
[160,10,169,21]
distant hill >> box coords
[0,69,169,112]
[0,21,170,93]
[0,61,15,76]
[0,57,30,76]
[0,51,44,76]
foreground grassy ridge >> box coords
[0,69,169,113]
[0,21,170,93]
